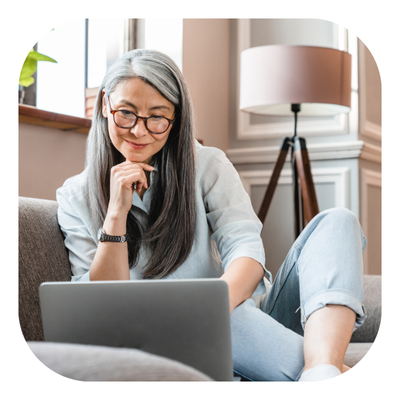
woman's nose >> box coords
[130,118,148,138]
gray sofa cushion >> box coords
[19,197,72,341]
[350,275,381,343]
[344,343,373,368]
[28,342,212,381]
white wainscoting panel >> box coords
[227,141,364,164]
[238,166,351,278]
[239,166,350,209]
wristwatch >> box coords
[97,228,128,243]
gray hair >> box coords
[85,49,197,278]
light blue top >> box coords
[56,141,270,296]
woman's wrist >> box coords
[103,209,128,236]
[221,257,265,313]
[90,209,129,281]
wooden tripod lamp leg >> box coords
[257,137,291,224]
[293,137,319,226]
[291,143,302,238]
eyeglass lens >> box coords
[114,111,170,133]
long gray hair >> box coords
[85,49,196,279]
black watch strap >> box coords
[97,228,127,243]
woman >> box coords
[57,49,366,381]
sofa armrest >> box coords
[28,341,212,381]
[19,197,72,341]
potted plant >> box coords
[19,48,57,104]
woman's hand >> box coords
[90,160,154,281]
[108,161,155,216]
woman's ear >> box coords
[101,90,108,118]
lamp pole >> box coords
[290,103,302,237]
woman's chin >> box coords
[125,154,152,164]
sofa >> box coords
[19,196,381,381]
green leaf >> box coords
[18,49,57,88]
[19,76,35,87]
[29,50,57,63]
[20,56,38,78]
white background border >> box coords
[3,1,398,399]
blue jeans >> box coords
[230,208,367,381]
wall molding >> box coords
[359,142,381,164]
[360,120,382,143]
[235,19,357,141]
[360,168,382,274]
[226,140,364,164]
[239,166,350,209]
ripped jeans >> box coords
[230,207,367,381]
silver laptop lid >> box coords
[39,278,233,381]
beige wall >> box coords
[363,46,381,127]
[182,19,230,151]
[19,123,87,200]
[358,40,382,275]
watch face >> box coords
[97,228,103,241]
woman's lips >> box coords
[125,140,149,150]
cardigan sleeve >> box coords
[199,146,271,283]
[56,177,95,282]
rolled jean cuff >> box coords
[301,289,366,331]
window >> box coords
[36,20,86,118]
[141,19,183,71]
[86,19,127,89]
[34,18,183,119]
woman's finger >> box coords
[112,162,151,185]
[125,170,147,192]
[117,161,155,172]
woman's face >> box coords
[102,77,176,164]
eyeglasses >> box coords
[105,95,174,134]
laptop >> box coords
[39,278,233,381]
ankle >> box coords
[299,364,342,381]
[304,355,343,373]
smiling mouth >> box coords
[125,140,149,149]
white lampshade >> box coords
[240,45,352,116]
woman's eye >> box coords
[120,110,133,116]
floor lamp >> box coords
[240,45,352,237]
